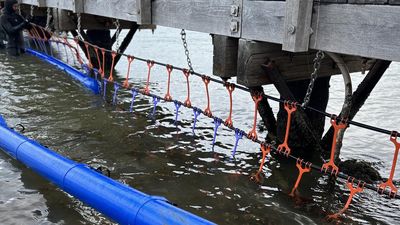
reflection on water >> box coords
[0,27,399,224]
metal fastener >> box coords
[231,5,239,17]
[230,21,239,32]
[288,25,296,35]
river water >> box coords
[0,27,399,224]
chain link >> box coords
[301,50,325,108]
[76,13,83,40]
[30,5,34,17]
[113,19,121,52]
[45,8,52,31]
[180,29,194,73]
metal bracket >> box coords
[136,0,152,25]
[230,2,241,34]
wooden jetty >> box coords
[13,0,398,161]
[16,0,400,87]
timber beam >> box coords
[261,62,328,156]
[237,40,375,87]
[16,0,400,62]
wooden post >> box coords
[282,0,313,52]
[136,0,152,25]
[262,61,329,156]
[212,35,238,79]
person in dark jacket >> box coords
[0,0,31,56]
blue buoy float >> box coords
[26,48,101,95]
[0,117,215,225]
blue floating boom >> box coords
[25,48,101,95]
[0,117,215,225]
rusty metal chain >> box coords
[181,29,194,73]
[45,8,52,31]
[301,50,325,108]
[113,19,121,52]
[76,13,83,40]
[30,5,34,17]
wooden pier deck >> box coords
[19,0,400,61]
[15,0,400,86]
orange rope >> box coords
[143,60,155,95]
[321,116,347,176]
[123,56,135,88]
[164,65,173,101]
[378,131,400,198]
[328,178,364,219]
[248,92,263,141]
[277,101,297,156]
[202,75,212,117]
[290,159,311,197]
[108,51,117,82]
[183,69,191,107]
[224,83,235,128]
[84,42,93,69]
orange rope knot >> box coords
[247,92,263,141]
[182,69,192,107]
[224,82,235,128]
[123,56,135,88]
[277,101,297,156]
[378,131,399,198]
[329,177,364,219]
[290,158,311,197]
[108,51,118,82]
[202,75,212,117]
[321,115,347,176]
[164,64,173,101]
[251,143,271,184]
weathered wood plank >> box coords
[282,0,313,52]
[42,0,75,11]
[242,1,285,44]
[310,4,400,62]
[347,0,388,4]
[83,0,138,21]
[389,0,400,4]
[136,0,152,25]
[213,35,238,78]
[152,0,242,37]
[20,0,46,7]
[237,39,374,87]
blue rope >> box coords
[150,96,160,119]
[212,117,223,150]
[173,100,181,126]
[192,107,202,135]
[232,128,245,158]
[112,83,120,105]
[103,79,108,100]
[130,88,138,113]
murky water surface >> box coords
[0,27,399,224]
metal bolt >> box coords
[230,5,239,17]
[230,21,238,33]
[288,25,296,35]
